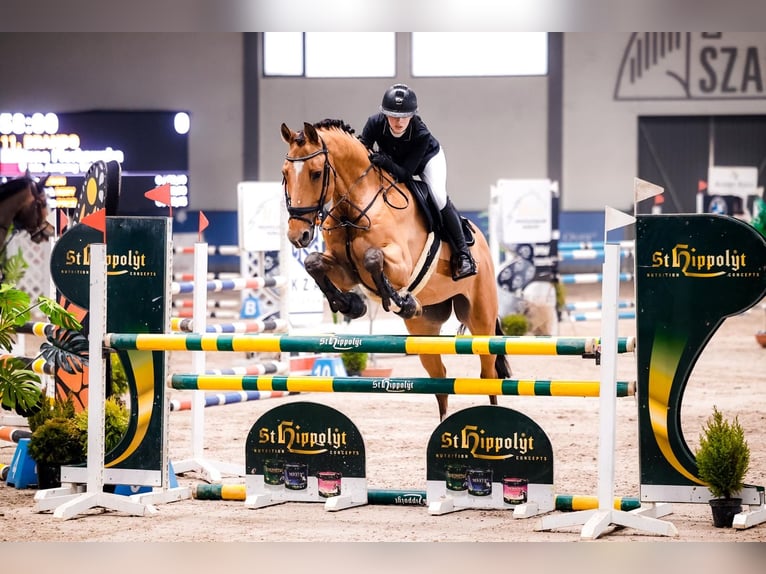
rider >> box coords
[358,83,477,281]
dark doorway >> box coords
[637,115,766,214]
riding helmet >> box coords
[380,83,418,117]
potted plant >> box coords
[27,399,85,488]
[73,396,130,454]
[694,405,751,527]
[500,313,528,336]
[340,351,368,376]
[28,394,129,489]
[1,250,86,418]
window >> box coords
[263,32,395,78]
[411,32,548,77]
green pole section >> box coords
[170,374,635,398]
[107,333,636,357]
[553,494,641,512]
[367,490,427,506]
[190,484,641,511]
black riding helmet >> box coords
[380,83,418,118]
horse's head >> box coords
[19,178,55,243]
[280,122,333,249]
[0,176,55,247]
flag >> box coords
[605,206,635,233]
[144,183,172,206]
[698,180,708,192]
[633,178,664,204]
[80,208,106,240]
[58,209,69,232]
[198,211,209,242]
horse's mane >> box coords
[0,177,34,200]
[313,118,356,135]
[312,119,369,159]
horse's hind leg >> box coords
[304,252,367,319]
[455,293,511,409]
[405,303,452,421]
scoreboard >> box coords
[0,110,189,216]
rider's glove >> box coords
[369,152,406,181]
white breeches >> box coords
[420,147,448,211]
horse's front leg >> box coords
[304,251,367,319]
[362,248,421,319]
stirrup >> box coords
[451,253,477,281]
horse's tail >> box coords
[494,317,512,378]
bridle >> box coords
[283,134,409,234]
[283,138,335,228]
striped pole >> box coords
[170,317,289,334]
[169,390,292,412]
[106,333,636,356]
[559,273,634,285]
[205,362,288,376]
[172,310,241,319]
[172,272,241,281]
[1,355,55,376]
[564,301,635,311]
[559,249,634,261]
[569,311,636,322]
[171,374,636,398]
[0,426,33,443]
[190,484,641,511]
[171,276,287,295]
[554,494,641,512]
[558,241,635,251]
[16,321,82,339]
[173,245,241,256]
[171,299,241,309]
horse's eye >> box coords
[310,170,322,182]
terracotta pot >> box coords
[709,497,742,528]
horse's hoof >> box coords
[344,296,367,319]
[396,299,421,320]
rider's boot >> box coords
[440,200,477,281]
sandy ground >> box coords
[1,284,765,563]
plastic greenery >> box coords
[0,277,86,415]
[695,406,750,499]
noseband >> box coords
[283,138,334,228]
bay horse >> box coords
[0,176,54,255]
[280,119,510,420]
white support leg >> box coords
[49,244,158,520]
[173,242,245,482]
[537,215,678,539]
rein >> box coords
[321,165,405,232]
[284,133,411,234]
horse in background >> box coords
[0,176,54,256]
[280,119,510,420]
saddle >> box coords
[407,179,476,246]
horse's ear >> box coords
[280,123,294,144]
[303,122,320,145]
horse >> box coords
[280,119,511,420]
[0,176,54,256]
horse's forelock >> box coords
[295,131,306,146]
[0,177,34,199]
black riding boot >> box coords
[440,200,477,281]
